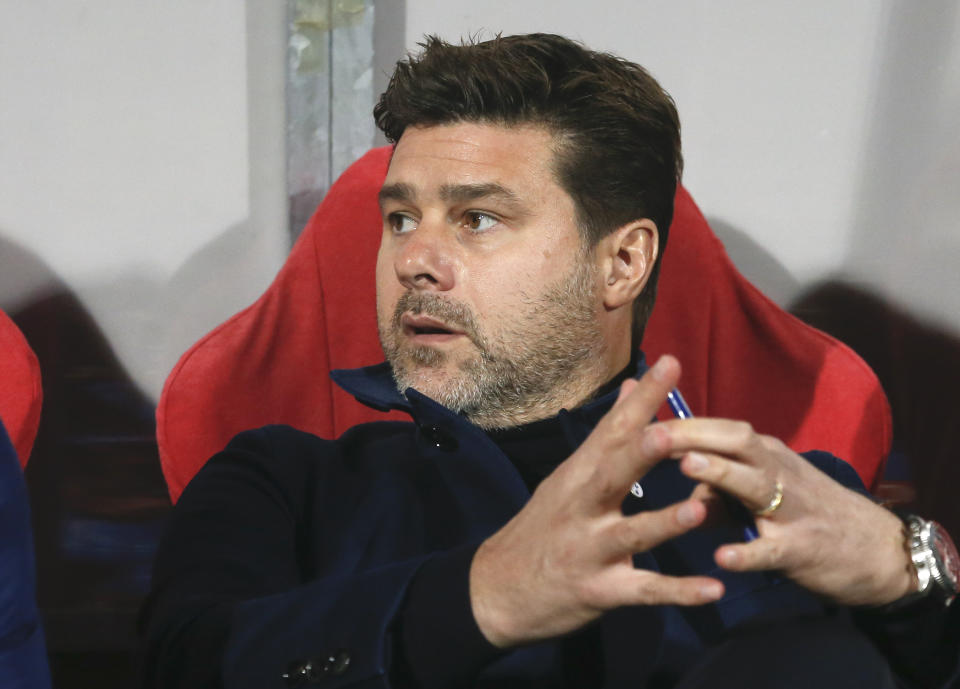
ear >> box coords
[598,219,659,310]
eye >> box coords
[463,211,499,233]
[388,213,418,235]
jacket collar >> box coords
[332,355,654,534]
[329,362,409,413]
[330,353,650,430]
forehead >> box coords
[384,122,564,197]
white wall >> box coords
[0,1,288,399]
[2,1,957,407]
[397,0,960,332]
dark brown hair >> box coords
[375,34,682,343]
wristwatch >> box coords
[905,515,960,606]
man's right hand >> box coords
[468,355,724,648]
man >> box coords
[142,35,959,688]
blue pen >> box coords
[629,387,690,497]
[632,387,759,541]
[666,387,693,419]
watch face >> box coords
[932,521,960,590]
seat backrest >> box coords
[0,309,43,467]
[157,146,891,503]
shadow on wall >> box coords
[791,280,960,537]
[846,1,960,330]
[157,218,285,386]
[707,217,800,306]
[0,233,170,688]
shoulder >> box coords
[224,421,416,453]
[800,449,868,493]
[216,421,416,466]
[178,421,420,509]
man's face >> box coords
[375,122,609,428]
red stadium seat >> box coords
[157,147,891,503]
[0,308,43,467]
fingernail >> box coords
[685,452,708,472]
[721,549,739,566]
[677,502,699,526]
[650,355,671,381]
[700,582,723,600]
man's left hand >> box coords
[648,418,917,606]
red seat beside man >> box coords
[0,308,42,467]
[156,146,890,503]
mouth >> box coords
[400,313,467,343]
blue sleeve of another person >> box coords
[0,418,51,689]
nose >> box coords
[393,220,456,292]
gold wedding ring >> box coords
[754,480,784,517]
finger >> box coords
[615,377,638,403]
[590,355,682,491]
[655,418,773,467]
[688,483,732,528]
[714,539,784,573]
[603,499,707,559]
[604,568,725,607]
[609,355,680,419]
[679,451,777,514]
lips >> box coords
[400,313,466,340]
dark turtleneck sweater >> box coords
[487,359,637,494]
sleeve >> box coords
[394,542,504,689]
[852,598,960,689]
[140,428,429,689]
[802,451,960,688]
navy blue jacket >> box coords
[141,362,958,688]
[0,419,51,689]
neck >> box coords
[465,344,633,430]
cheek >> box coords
[375,251,397,316]
[469,260,541,314]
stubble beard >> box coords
[378,258,608,429]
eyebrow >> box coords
[377,182,523,209]
[439,182,520,206]
[378,182,417,208]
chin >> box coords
[398,360,486,412]
[393,357,455,393]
